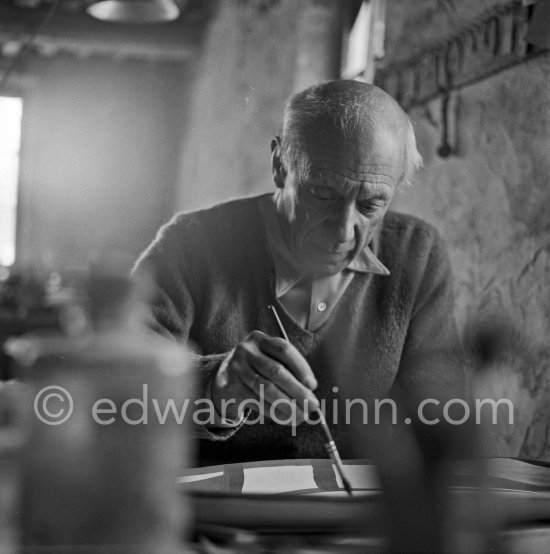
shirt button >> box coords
[317,302,327,312]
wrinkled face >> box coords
[275,129,404,277]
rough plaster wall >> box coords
[389,19,550,457]
[384,0,514,64]
[177,0,299,212]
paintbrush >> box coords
[267,304,353,496]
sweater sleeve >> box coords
[132,215,246,441]
[395,228,468,408]
[392,228,472,459]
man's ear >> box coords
[271,136,286,189]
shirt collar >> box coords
[260,193,390,297]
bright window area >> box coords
[0,96,23,267]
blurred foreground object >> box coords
[367,387,490,554]
[0,380,27,554]
[7,270,191,552]
[0,270,63,380]
[464,311,535,458]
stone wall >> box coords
[386,0,550,458]
[383,0,515,64]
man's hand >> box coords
[211,331,320,425]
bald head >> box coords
[280,80,422,187]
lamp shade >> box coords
[86,0,181,24]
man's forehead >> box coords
[305,165,397,197]
[302,137,403,188]
[300,124,403,165]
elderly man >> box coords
[134,80,465,466]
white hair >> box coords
[280,80,422,188]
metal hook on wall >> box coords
[446,37,465,78]
[467,26,479,54]
[437,91,453,158]
[412,61,423,100]
[484,15,502,55]
[437,37,457,159]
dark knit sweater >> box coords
[134,194,466,466]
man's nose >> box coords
[331,203,357,244]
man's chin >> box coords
[308,257,349,277]
[299,244,353,276]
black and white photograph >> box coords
[1,1,550,552]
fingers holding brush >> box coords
[211,330,319,425]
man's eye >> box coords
[307,185,337,201]
[357,200,386,214]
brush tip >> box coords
[343,478,353,496]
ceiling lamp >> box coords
[86,0,181,24]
